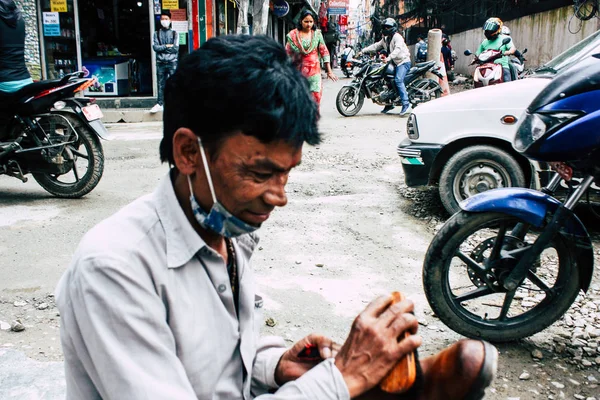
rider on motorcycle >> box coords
[476,17,516,83]
[359,18,412,116]
[0,0,32,93]
[501,25,526,79]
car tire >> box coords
[439,145,526,215]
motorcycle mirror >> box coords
[464,49,472,56]
[523,48,528,54]
[502,37,512,45]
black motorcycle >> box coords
[336,59,444,117]
[0,72,107,198]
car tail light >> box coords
[407,114,419,139]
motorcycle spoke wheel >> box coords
[424,211,580,341]
[33,115,104,198]
[336,87,364,117]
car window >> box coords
[537,30,600,74]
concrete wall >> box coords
[16,0,41,80]
[449,5,600,75]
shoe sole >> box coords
[465,341,498,400]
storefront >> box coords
[36,0,191,97]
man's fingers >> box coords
[396,334,422,358]
[379,299,414,327]
[388,312,419,337]
[362,294,396,319]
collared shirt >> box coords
[56,171,350,400]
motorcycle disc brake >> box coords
[468,235,539,288]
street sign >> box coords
[327,7,346,15]
[273,0,289,18]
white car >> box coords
[398,30,600,215]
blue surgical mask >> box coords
[187,138,259,238]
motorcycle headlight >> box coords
[513,111,581,152]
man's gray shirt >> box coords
[153,28,179,64]
[56,171,349,399]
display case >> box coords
[82,58,131,96]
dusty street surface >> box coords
[0,75,599,399]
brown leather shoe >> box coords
[356,339,498,400]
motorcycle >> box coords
[0,72,108,198]
[422,55,599,342]
[464,37,513,87]
[336,58,444,117]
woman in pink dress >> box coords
[286,10,337,107]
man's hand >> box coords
[166,44,174,48]
[334,295,422,398]
[275,334,341,385]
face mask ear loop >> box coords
[197,138,218,204]
[186,175,195,199]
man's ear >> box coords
[172,128,200,175]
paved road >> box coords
[1,75,599,399]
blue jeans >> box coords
[395,62,411,107]
[502,67,512,83]
[157,62,177,106]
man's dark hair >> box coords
[417,34,425,40]
[160,9,171,18]
[160,35,320,165]
[296,10,317,31]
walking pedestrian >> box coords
[150,9,179,114]
[285,10,337,108]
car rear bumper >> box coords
[397,138,443,187]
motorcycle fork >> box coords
[503,175,595,291]
[510,173,563,240]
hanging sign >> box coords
[179,32,187,45]
[50,0,67,12]
[43,12,61,36]
[327,0,347,15]
[162,0,179,9]
[172,21,188,33]
[273,0,289,18]
[154,0,161,14]
[171,9,186,20]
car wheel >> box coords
[439,145,526,215]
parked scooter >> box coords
[336,57,444,117]
[0,72,107,197]
[464,37,513,87]
[422,55,599,342]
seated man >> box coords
[56,35,497,400]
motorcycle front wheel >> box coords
[336,86,365,117]
[33,114,104,198]
[423,211,580,342]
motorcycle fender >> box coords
[461,188,594,292]
[88,119,111,141]
[58,104,112,141]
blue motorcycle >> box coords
[423,54,599,341]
